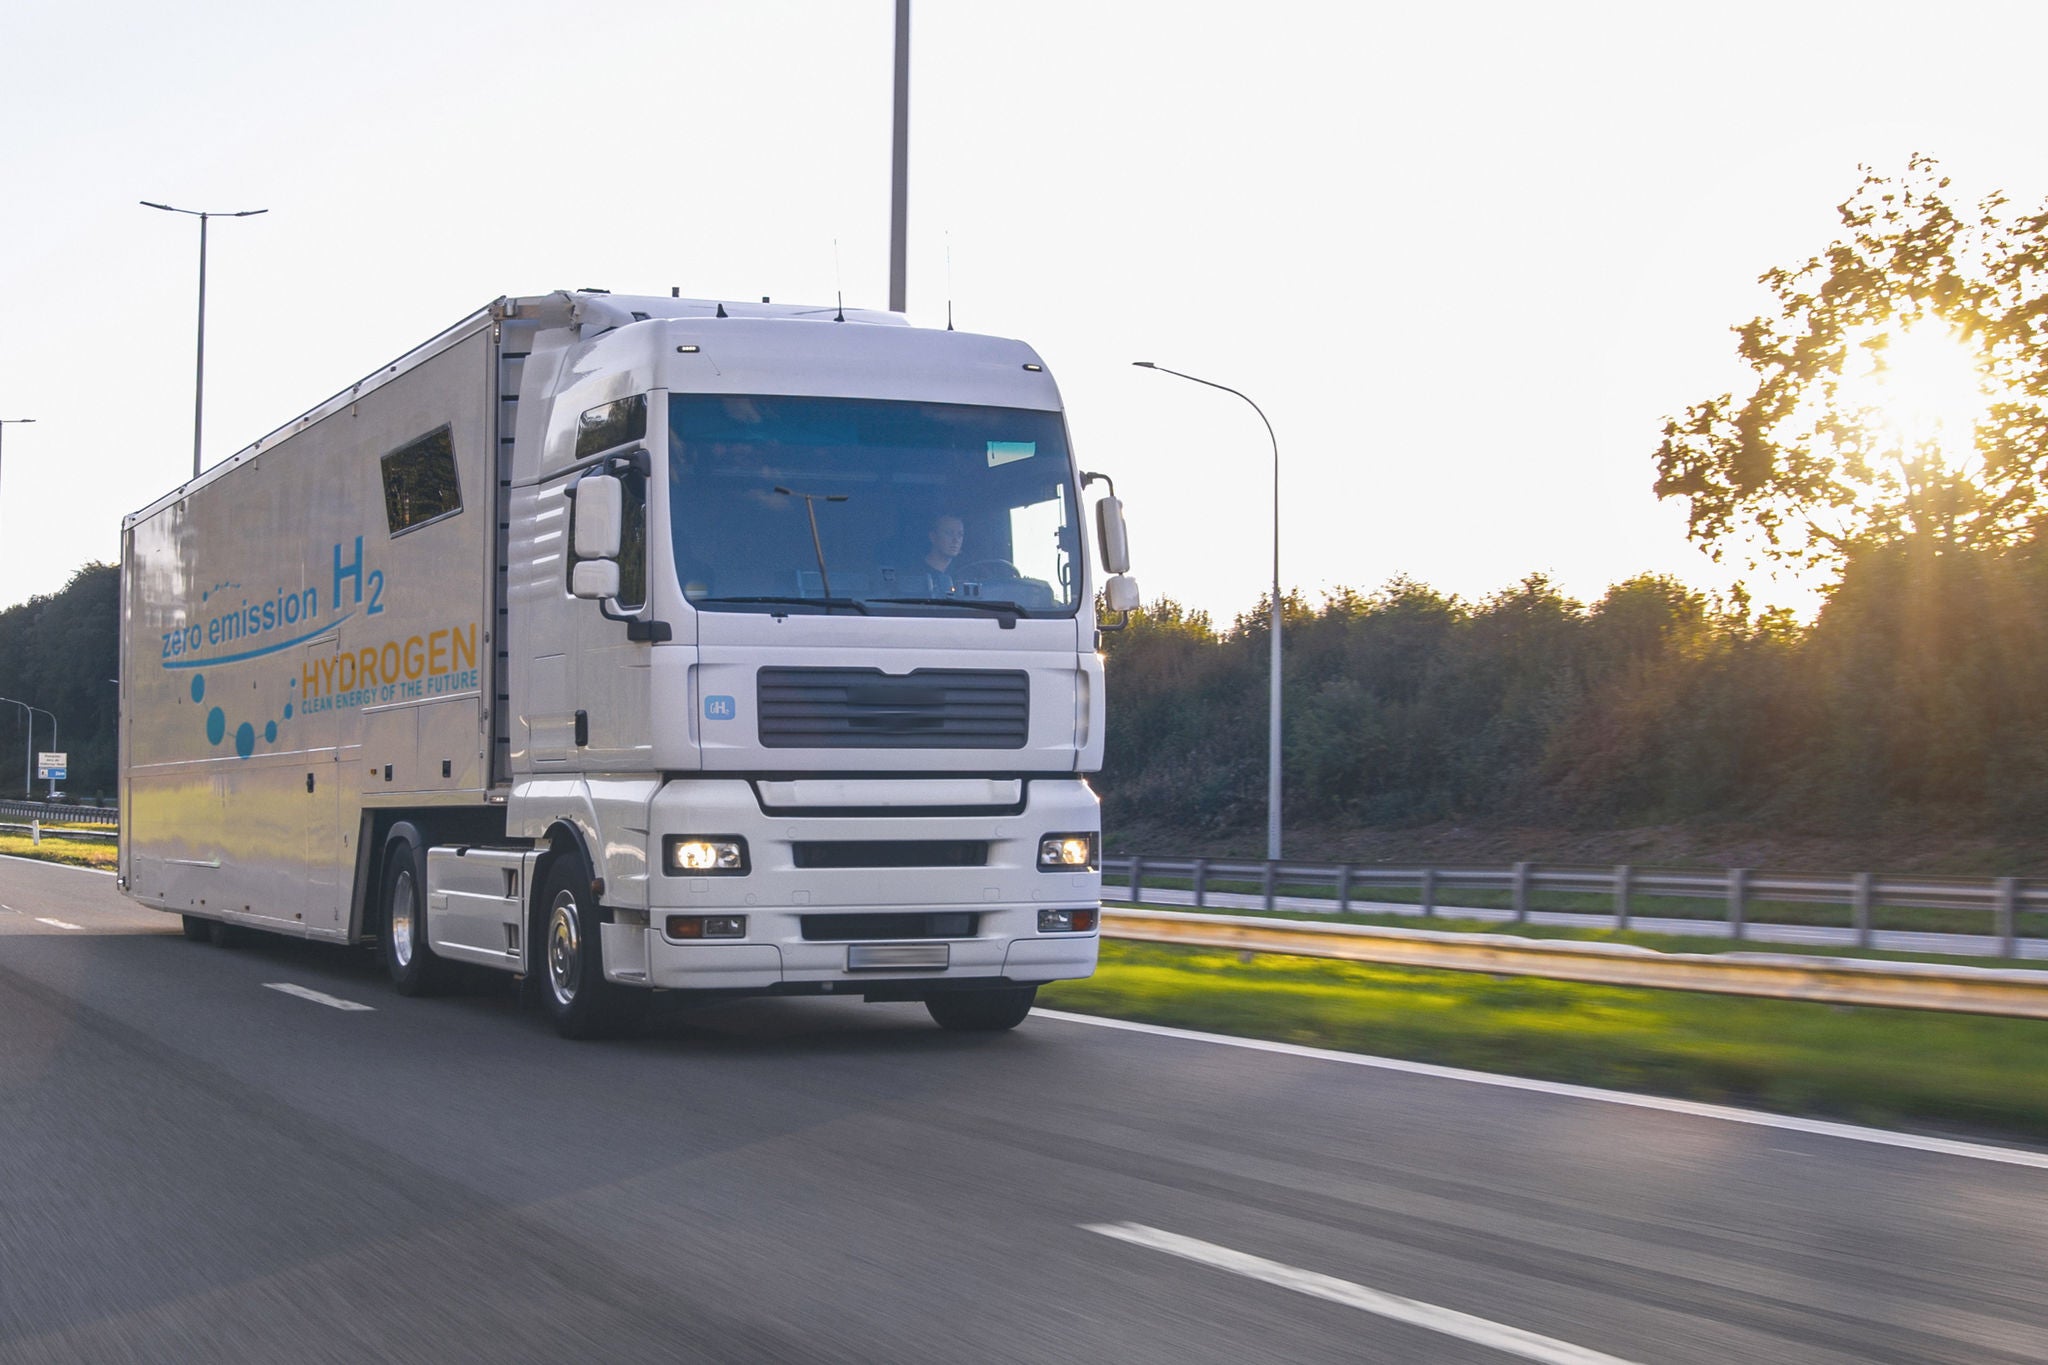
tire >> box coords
[207,918,239,948]
[181,915,210,942]
[381,830,450,997]
[535,853,630,1039]
[925,984,1037,1032]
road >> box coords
[3,854,2046,1364]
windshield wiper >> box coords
[870,596,1026,625]
[695,595,870,615]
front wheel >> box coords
[925,985,1037,1032]
[181,915,210,942]
[536,856,631,1039]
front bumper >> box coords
[611,776,1102,992]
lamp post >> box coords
[0,417,33,510]
[0,696,30,797]
[140,201,268,479]
[1133,362,1284,861]
[30,707,56,800]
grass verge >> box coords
[0,834,117,870]
[1039,940,2048,1144]
[1106,902,2048,972]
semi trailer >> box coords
[118,290,1139,1037]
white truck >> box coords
[119,291,1139,1037]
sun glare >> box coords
[1845,320,1988,467]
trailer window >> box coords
[381,426,463,536]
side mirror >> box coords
[571,559,620,600]
[1103,575,1141,614]
[572,474,623,559]
[1094,495,1131,575]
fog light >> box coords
[663,835,749,875]
[1037,832,1098,871]
[1038,908,1098,933]
[666,914,747,939]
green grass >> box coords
[1040,941,2048,1143]
[0,833,117,870]
[1107,901,2048,971]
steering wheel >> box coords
[958,559,1020,580]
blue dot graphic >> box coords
[265,721,278,743]
[283,703,293,720]
[201,590,209,603]
[235,722,255,759]
[190,675,205,703]
[207,708,226,745]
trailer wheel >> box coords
[381,831,450,997]
[925,985,1037,1032]
[207,918,239,948]
[181,915,210,942]
[536,855,629,1039]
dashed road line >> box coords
[35,917,83,931]
[1084,1222,1640,1365]
[263,982,374,1012]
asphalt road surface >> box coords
[3,854,2046,1364]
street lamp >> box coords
[27,706,55,800]
[1133,362,1284,861]
[141,201,269,480]
[0,416,33,509]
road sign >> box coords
[37,752,67,781]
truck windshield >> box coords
[669,394,1082,616]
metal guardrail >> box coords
[1103,907,2048,1020]
[0,820,116,845]
[1103,855,2043,956]
[0,800,117,828]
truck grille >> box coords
[757,668,1029,749]
[792,840,989,869]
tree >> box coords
[1654,155,2048,572]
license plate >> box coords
[847,943,950,971]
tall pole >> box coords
[141,202,268,479]
[0,697,29,797]
[888,0,910,313]
[1132,362,1284,860]
[0,417,34,510]
[29,707,54,799]
[193,212,208,479]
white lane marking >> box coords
[263,983,374,1012]
[1034,1009,2048,1171]
[1085,1222,1640,1365]
[35,917,83,930]
[0,853,116,876]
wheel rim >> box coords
[390,868,417,968]
[547,892,583,1007]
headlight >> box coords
[1037,833,1098,871]
[662,835,750,875]
[1038,908,1098,932]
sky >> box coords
[5,0,2048,624]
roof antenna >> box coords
[946,232,954,331]
[671,286,679,298]
[833,238,846,322]
[716,302,728,318]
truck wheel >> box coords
[536,856,628,1039]
[207,918,239,948]
[381,833,450,997]
[181,915,210,942]
[925,985,1037,1032]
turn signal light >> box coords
[665,915,748,940]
